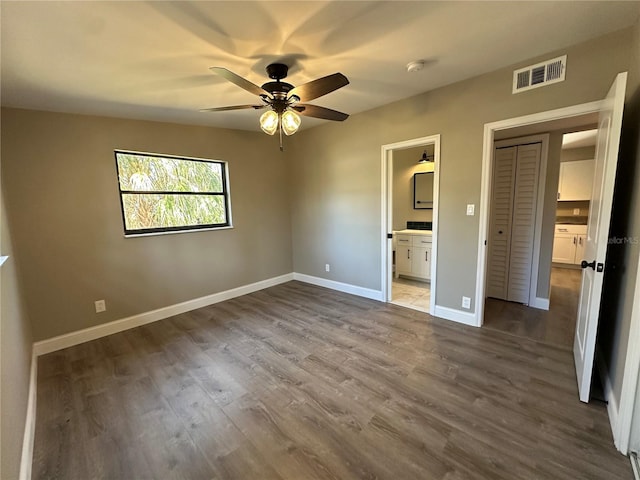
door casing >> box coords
[476,100,603,327]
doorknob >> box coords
[498,230,503,234]
[581,260,596,270]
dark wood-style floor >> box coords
[33,281,630,479]
[484,267,582,348]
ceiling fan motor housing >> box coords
[266,63,289,80]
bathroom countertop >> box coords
[394,229,433,235]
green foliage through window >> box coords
[115,151,231,235]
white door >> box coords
[574,72,627,403]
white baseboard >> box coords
[433,305,479,327]
[631,453,639,480]
[530,297,550,310]
[596,349,619,443]
[292,273,384,302]
[19,351,37,480]
[33,273,294,356]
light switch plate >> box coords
[466,204,475,216]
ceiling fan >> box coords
[202,63,349,150]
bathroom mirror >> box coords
[414,172,434,209]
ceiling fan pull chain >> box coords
[279,121,284,152]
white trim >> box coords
[0,255,8,267]
[293,273,384,301]
[433,305,478,327]
[614,249,640,454]
[631,453,640,480]
[19,351,37,480]
[124,225,234,238]
[381,134,440,316]
[598,348,620,441]
[530,297,550,310]
[476,100,603,327]
[33,273,294,356]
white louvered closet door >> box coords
[507,143,541,303]
[487,142,541,304]
[487,146,517,300]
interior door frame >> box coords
[381,134,440,315]
[475,100,603,327]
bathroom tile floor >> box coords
[391,276,431,312]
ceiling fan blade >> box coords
[210,67,272,98]
[200,104,266,112]
[288,73,349,102]
[293,104,349,121]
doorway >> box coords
[483,126,599,348]
[476,72,627,405]
[381,135,440,315]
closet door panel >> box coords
[507,143,541,304]
[487,146,517,300]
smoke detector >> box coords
[406,60,425,73]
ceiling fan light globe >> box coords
[281,110,301,136]
[260,110,279,135]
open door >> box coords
[574,72,627,403]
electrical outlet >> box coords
[325,264,330,272]
[95,299,106,313]
[466,204,475,216]
[462,296,471,309]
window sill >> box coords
[124,225,234,238]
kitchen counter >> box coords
[556,216,588,225]
[394,229,432,236]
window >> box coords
[115,150,231,236]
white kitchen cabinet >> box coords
[552,225,588,264]
[558,159,595,201]
[552,233,577,264]
[574,234,586,265]
[394,231,432,281]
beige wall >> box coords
[561,145,596,163]
[392,145,434,231]
[1,183,33,479]
[1,109,292,341]
[289,27,633,311]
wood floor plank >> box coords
[32,281,631,479]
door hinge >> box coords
[387,233,393,239]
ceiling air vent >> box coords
[512,55,566,94]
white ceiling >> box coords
[2,1,639,132]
